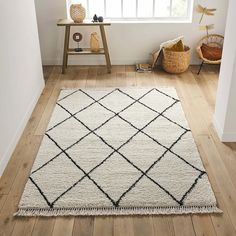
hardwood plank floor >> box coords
[0,65,236,236]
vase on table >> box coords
[70,4,86,23]
[90,32,100,52]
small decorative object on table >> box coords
[98,16,104,22]
[73,32,83,52]
[92,14,104,23]
[70,4,86,23]
[90,32,100,52]
[93,14,98,22]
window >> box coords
[67,0,193,22]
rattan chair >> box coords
[196,34,224,74]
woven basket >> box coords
[70,4,86,23]
[196,34,224,64]
[162,46,191,74]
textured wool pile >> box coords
[16,87,221,216]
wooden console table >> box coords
[57,19,111,74]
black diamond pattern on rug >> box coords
[29,88,206,209]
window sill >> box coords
[107,20,192,24]
[84,18,193,24]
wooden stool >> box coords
[57,19,112,74]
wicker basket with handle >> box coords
[162,46,191,74]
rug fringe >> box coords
[14,206,222,217]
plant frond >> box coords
[205,12,215,16]
[207,8,217,12]
[206,24,215,30]
[199,25,207,30]
[196,4,216,15]
[196,4,205,13]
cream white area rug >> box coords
[16,87,221,216]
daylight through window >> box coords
[67,0,193,22]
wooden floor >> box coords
[0,65,236,236]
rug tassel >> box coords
[14,205,222,217]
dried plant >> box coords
[199,24,215,37]
[196,4,216,24]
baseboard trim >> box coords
[0,81,45,177]
[42,58,203,66]
[42,58,151,66]
[213,115,236,142]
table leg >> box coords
[100,25,111,73]
[62,25,70,74]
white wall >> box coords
[214,0,236,142]
[0,0,45,175]
[35,0,228,65]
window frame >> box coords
[67,0,194,23]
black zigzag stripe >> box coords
[79,89,201,173]
[29,88,206,209]
[44,133,117,207]
[56,101,186,206]
[47,88,117,132]
[32,89,155,174]
[117,88,188,131]
[29,177,52,208]
[58,89,80,102]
